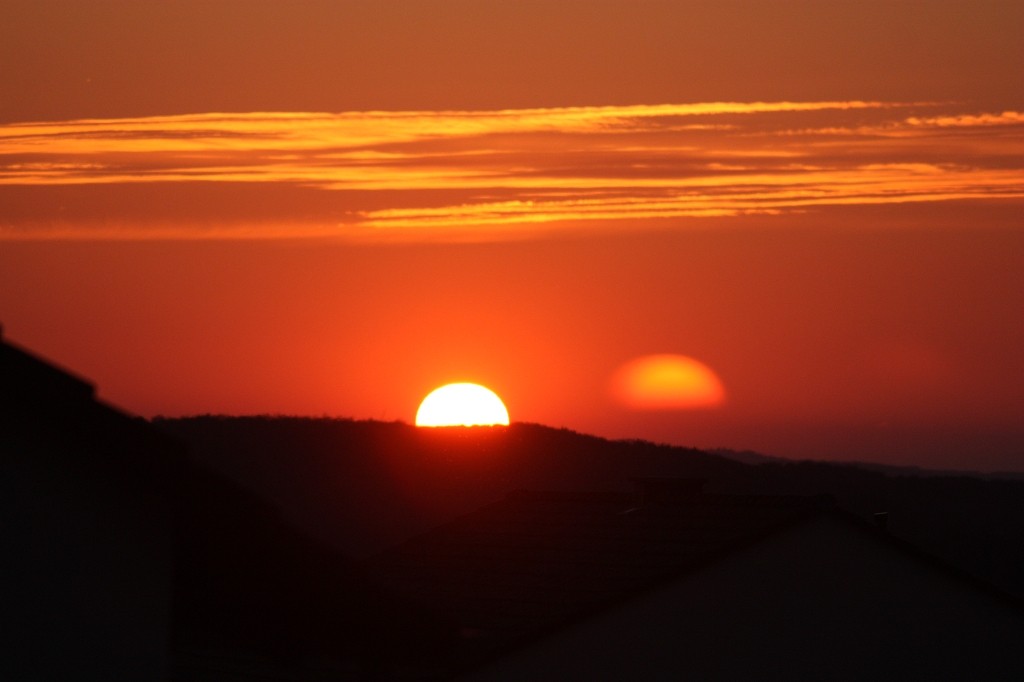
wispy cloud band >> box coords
[1,101,1021,239]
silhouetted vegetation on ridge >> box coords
[156,416,1024,600]
[154,416,745,555]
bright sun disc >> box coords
[415,383,510,427]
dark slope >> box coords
[155,417,747,556]
[170,461,442,678]
[156,416,1024,600]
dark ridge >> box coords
[154,415,748,557]
[157,415,1024,601]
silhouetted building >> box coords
[2,327,181,679]
[0,328,435,680]
[367,480,1024,680]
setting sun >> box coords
[415,383,510,427]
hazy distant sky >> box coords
[2,1,1022,470]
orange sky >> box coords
[2,1,1022,471]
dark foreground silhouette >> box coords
[6,328,1024,680]
[159,415,1024,601]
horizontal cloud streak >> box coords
[0,101,1021,239]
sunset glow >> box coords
[2,0,1022,471]
[611,355,726,410]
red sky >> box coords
[2,1,1022,471]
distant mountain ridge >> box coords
[711,447,1024,481]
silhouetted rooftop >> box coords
[1,327,442,677]
[1,326,186,485]
[366,482,832,672]
[1,325,96,402]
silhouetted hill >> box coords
[155,416,1024,600]
[171,461,443,677]
[154,417,746,555]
